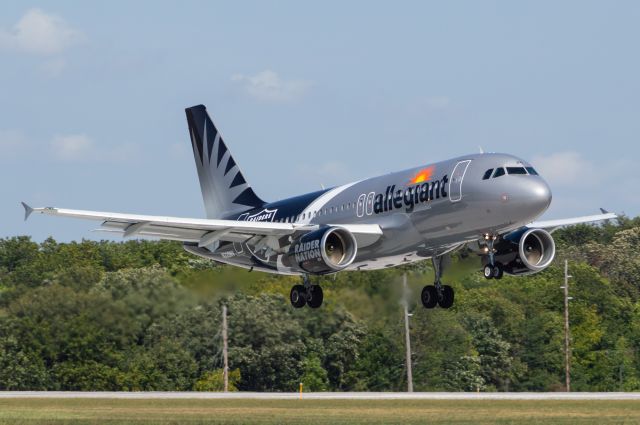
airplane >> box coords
[22,104,616,309]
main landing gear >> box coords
[421,256,454,309]
[482,234,504,280]
[290,275,324,309]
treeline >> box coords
[1,216,639,392]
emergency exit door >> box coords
[449,160,471,202]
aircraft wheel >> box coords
[493,264,504,279]
[306,285,324,309]
[421,285,438,309]
[438,285,454,309]
[290,285,306,308]
[483,265,494,280]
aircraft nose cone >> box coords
[533,179,552,209]
[523,179,552,216]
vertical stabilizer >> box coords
[185,105,265,218]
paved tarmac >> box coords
[1,392,639,400]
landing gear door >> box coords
[449,160,471,202]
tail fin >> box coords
[185,105,265,218]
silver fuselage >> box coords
[186,153,552,274]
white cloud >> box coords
[0,8,82,55]
[231,70,312,102]
[51,134,93,160]
[531,151,591,186]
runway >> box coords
[1,391,639,400]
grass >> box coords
[1,398,640,424]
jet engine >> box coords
[488,228,556,276]
[283,227,357,274]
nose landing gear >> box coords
[482,234,504,280]
[290,275,324,309]
[421,255,455,309]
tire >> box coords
[493,264,504,279]
[290,285,306,308]
[421,285,438,309]
[307,285,324,309]
[438,285,454,309]
[483,265,494,279]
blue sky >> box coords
[2,1,639,241]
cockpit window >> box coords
[526,167,538,175]
[506,167,527,175]
[482,169,494,180]
[493,167,505,178]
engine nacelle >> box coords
[283,227,358,274]
[487,228,556,276]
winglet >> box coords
[21,202,34,221]
[599,208,610,214]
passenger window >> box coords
[506,167,527,175]
[493,168,505,178]
[482,169,494,180]
[526,167,538,175]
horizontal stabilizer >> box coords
[21,202,34,221]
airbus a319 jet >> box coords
[23,105,616,309]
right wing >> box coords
[22,203,383,249]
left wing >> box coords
[527,209,617,232]
[21,203,383,248]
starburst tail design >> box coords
[185,105,265,219]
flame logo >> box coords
[409,166,434,184]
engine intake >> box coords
[284,227,357,274]
[519,228,555,271]
[488,228,556,275]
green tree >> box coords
[351,329,403,391]
[194,369,241,391]
[0,335,49,390]
[300,356,329,391]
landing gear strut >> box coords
[483,234,503,280]
[421,255,454,309]
[290,275,324,309]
